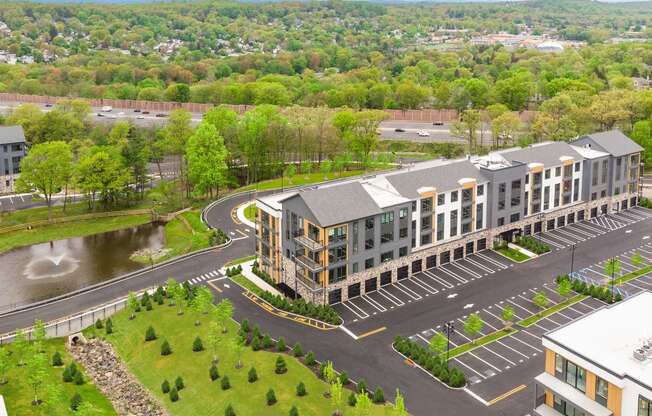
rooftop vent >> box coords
[633,339,652,362]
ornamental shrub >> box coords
[241,319,250,333]
[289,405,299,416]
[225,404,235,416]
[292,343,303,357]
[161,340,172,356]
[221,376,231,390]
[251,337,261,351]
[105,318,113,334]
[305,351,316,366]
[95,319,103,329]
[52,351,63,367]
[248,367,258,383]
[169,387,179,402]
[210,365,220,381]
[262,334,273,349]
[162,380,170,393]
[339,371,349,385]
[193,336,204,352]
[70,393,82,411]
[296,381,306,396]
[373,387,384,403]
[74,371,84,385]
[275,356,287,374]
[266,388,277,405]
[357,379,367,394]
[276,337,286,352]
[145,326,157,342]
[175,376,185,391]
[348,392,357,406]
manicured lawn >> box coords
[494,246,530,263]
[244,203,257,222]
[445,328,516,360]
[236,170,375,193]
[614,264,652,285]
[230,274,265,296]
[0,214,151,254]
[0,338,116,415]
[149,210,212,263]
[516,294,586,328]
[224,255,257,268]
[101,300,394,416]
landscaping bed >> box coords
[513,235,550,255]
[393,336,466,388]
[517,294,586,328]
[493,245,531,262]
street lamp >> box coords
[609,257,616,298]
[570,243,576,277]
[443,321,455,369]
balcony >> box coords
[294,235,324,251]
[295,255,324,272]
[534,373,611,416]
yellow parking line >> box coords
[356,326,386,340]
[206,281,222,293]
[487,384,527,406]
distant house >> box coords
[632,77,652,91]
[0,126,26,194]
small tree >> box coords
[70,393,82,411]
[233,336,246,369]
[289,405,299,416]
[301,160,312,177]
[210,365,220,381]
[632,252,644,268]
[393,388,408,416]
[323,361,337,384]
[266,388,277,405]
[330,377,344,415]
[221,375,231,390]
[502,305,515,328]
[95,319,103,329]
[464,313,484,342]
[127,292,139,320]
[285,164,296,184]
[292,343,303,357]
[32,320,47,352]
[0,347,10,384]
[372,387,385,403]
[173,288,186,316]
[206,321,221,364]
[276,337,286,352]
[26,351,48,405]
[429,333,447,355]
[214,299,235,333]
[51,351,63,367]
[161,380,170,393]
[12,329,28,366]
[225,404,235,416]
[275,356,287,374]
[169,387,179,402]
[175,376,185,391]
[305,351,316,366]
[145,326,157,342]
[161,340,172,356]
[533,291,549,314]
[296,381,306,396]
[320,159,333,179]
[248,367,258,383]
[166,278,180,306]
[193,336,204,352]
[557,278,572,300]
[190,286,214,326]
[105,318,113,335]
[355,389,373,416]
[74,371,84,385]
[348,392,357,407]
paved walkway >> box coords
[225,259,282,296]
[236,201,256,228]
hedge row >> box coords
[251,263,276,287]
[393,336,466,388]
[225,265,243,277]
[556,274,623,304]
[515,235,551,255]
[259,292,341,325]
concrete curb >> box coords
[0,238,232,318]
[391,344,467,391]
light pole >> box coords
[570,244,576,277]
[444,321,455,369]
[610,257,615,298]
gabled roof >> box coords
[0,126,25,145]
[498,141,584,167]
[289,182,382,227]
[384,159,488,199]
[578,130,644,157]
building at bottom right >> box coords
[535,291,652,416]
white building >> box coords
[535,291,652,416]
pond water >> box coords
[0,223,165,312]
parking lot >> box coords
[404,241,652,403]
[333,250,514,324]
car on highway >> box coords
[136,115,145,119]
[394,128,406,132]
[117,111,125,116]
[107,114,117,119]
[432,121,444,126]
[155,113,167,118]
[417,130,430,137]
[134,109,141,113]
[96,113,104,117]
[45,103,53,108]
[101,106,113,112]
[142,111,150,115]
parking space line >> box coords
[495,338,530,359]
[575,221,605,234]
[410,275,439,294]
[476,252,509,268]
[545,231,576,245]
[360,295,387,312]
[341,301,369,320]
[378,288,404,306]
[624,281,647,292]
[566,225,596,238]
[450,261,482,278]
[454,358,487,379]
[456,321,517,367]
[535,234,566,249]
[422,270,455,288]
[586,266,609,279]
[465,256,496,273]
[468,351,503,373]
[487,384,528,406]
[439,266,468,283]
[556,228,586,241]
[395,281,422,300]
[357,326,386,340]
[510,333,543,352]
[542,315,564,326]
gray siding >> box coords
[481,163,527,229]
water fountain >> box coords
[23,250,80,280]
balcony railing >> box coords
[294,235,324,251]
[295,255,324,272]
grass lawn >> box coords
[224,255,257,268]
[494,246,531,263]
[0,338,116,415]
[445,328,516,360]
[146,210,212,264]
[517,294,586,328]
[614,264,652,285]
[230,274,265,296]
[0,214,151,254]
[100,301,394,416]
[244,203,257,223]
[235,170,374,193]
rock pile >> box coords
[68,338,167,416]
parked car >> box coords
[417,130,430,137]
[101,105,113,112]
[117,111,125,116]
[394,128,406,132]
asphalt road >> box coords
[380,120,492,145]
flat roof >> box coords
[544,292,652,388]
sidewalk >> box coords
[236,202,256,228]
[227,259,283,297]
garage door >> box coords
[328,289,342,305]
[590,207,597,218]
[465,241,474,255]
[426,255,437,269]
[347,283,361,299]
[547,219,555,230]
[578,210,585,221]
[440,251,451,264]
[412,259,422,274]
[557,216,565,227]
[567,213,575,224]
[623,200,628,210]
[365,277,377,293]
[477,238,487,251]
[397,265,409,280]
[453,246,464,260]
[380,271,392,286]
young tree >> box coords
[166,278,180,306]
[13,329,29,366]
[32,320,47,353]
[323,361,337,384]
[557,278,572,300]
[26,350,48,405]
[330,377,344,415]
[206,321,222,364]
[501,305,515,328]
[127,292,139,320]
[190,286,214,326]
[533,291,549,313]
[186,121,230,198]
[232,336,246,369]
[604,258,621,278]
[464,313,484,342]
[354,389,373,416]
[162,109,193,198]
[284,164,296,184]
[76,150,131,210]
[393,388,407,416]
[320,159,333,180]
[451,109,481,153]
[173,287,186,316]
[0,347,9,384]
[301,160,312,177]
[429,332,447,355]
[16,141,73,221]
[631,252,644,268]
[214,299,234,333]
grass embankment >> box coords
[446,328,517,359]
[516,294,586,328]
[231,273,265,296]
[224,255,257,268]
[0,338,116,415]
[494,246,530,263]
[244,203,257,222]
[0,214,151,254]
[100,300,393,416]
[143,210,213,264]
[236,170,373,193]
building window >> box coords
[591,192,597,201]
[399,208,408,219]
[554,183,560,208]
[451,191,458,203]
[544,186,550,210]
[462,223,470,234]
[462,188,472,203]
[380,250,393,263]
[555,354,586,393]
[602,160,608,184]
[436,213,445,241]
[592,161,599,186]
[365,218,374,231]
[365,237,374,250]
[421,216,432,231]
[510,213,519,223]
[638,396,651,416]
[328,245,347,263]
[352,221,359,254]
[437,193,445,205]
[352,263,358,274]
[574,162,580,172]
[365,258,374,270]
[421,198,432,213]
[421,233,432,245]
[555,166,561,177]
[545,169,551,179]
[381,212,394,224]
[497,217,505,226]
[450,210,458,237]
[616,157,622,181]
[381,230,394,244]
[399,226,408,239]
[595,377,608,407]
[477,184,484,196]
[328,265,346,284]
[573,178,579,202]
[498,184,510,205]
[601,190,606,198]
[476,203,483,229]
[411,201,417,211]
[399,246,408,257]
[511,180,521,207]
[328,226,347,243]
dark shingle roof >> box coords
[294,182,382,227]
[499,141,584,166]
[385,159,487,199]
[580,130,643,157]
[0,126,25,145]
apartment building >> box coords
[535,291,652,416]
[0,126,26,194]
[255,130,642,305]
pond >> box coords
[0,223,165,312]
